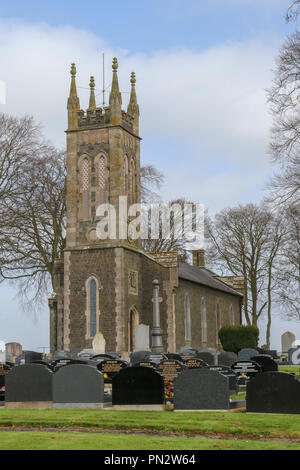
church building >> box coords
[49,58,244,357]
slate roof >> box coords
[178,261,243,297]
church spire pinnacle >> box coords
[88,76,96,110]
[127,72,139,135]
[109,57,122,125]
[67,63,80,129]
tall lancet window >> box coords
[201,298,207,343]
[89,279,97,337]
[81,157,89,220]
[129,159,135,204]
[184,295,191,343]
[85,276,100,339]
[98,155,106,190]
[124,155,129,195]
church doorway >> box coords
[128,307,139,352]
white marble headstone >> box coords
[282,331,296,353]
[134,324,150,351]
[92,332,106,354]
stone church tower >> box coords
[49,57,243,357]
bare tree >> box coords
[141,198,195,261]
[286,0,300,22]
[140,164,164,203]
[206,203,285,346]
[275,203,300,320]
[0,146,66,308]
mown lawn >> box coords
[0,408,300,441]
[0,431,299,450]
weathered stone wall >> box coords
[175,279,241,352]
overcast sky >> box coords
[0,0,299,351]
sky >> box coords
[0,0,299,351]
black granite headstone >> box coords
[232,361,262,379]
[15,351,43,365]
[174,369,229,410]
[251,355,278,372]
[205,365,237,392]
[112,366,165,405]
[50,358,88,371]
[196,351,217,365]
[53,364,104,406]
[157,360,186,382]
[166,353,184,363]
[217,351,237,367]
[246,372,300,414]
[134,361,157,369]
[183,358,207,369]
[129,351,151,365]
[5,364,53,402]
[97,359,128,383]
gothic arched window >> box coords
[98,155,106,190]
[129,159,135,204]
[82,157,89,191]
[201,298,207,343]
[124,155,129,195]
[85,276,100,339]
[184,295,191,342]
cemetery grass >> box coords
[0,431,300,450]
[0,409,300,442]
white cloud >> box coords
[0,20,280,210]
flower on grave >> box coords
[164,380,174,398]
[103,373,108,379]
[0,386,5,391]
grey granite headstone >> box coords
[53,364,104,408]
[174,369,229,410]
[130,350,151,365]
[238,348,258,361]
[205,365,237,392]
[15,351,43,365]
[5,364,53,402]
[217,351,237,367]
[196,350,217,365]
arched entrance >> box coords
[128,307,139,352]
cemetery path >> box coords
[0,427,299,444]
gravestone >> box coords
[196,350,217,365]
[50,358,88,372]
[77,349,94,359]
[53,350,71,359]
[281,331,296,353]
[129,351,150,366]
[146,352,168,364]
[0,364,10,390]
[92,332,106,354]
[179,346,198,355]
[53,364,104,409]
[238,349,258,361]
[0,341,6,364]
[246,372,300,414]
[6,342,22,361]
[288,348,297,364]
[157,360,186,382]
[217,351,237,367]
[256,348,279,359]
[291,347,300,366]
[205,365,237,392]
[183,358,207,369]
[97,359,128,383]
[232,361,262,380]
[174,369,229,410]
[251,354,278,372]
[15,351,43,365]
[166,353,184,363]
[5,364,53,406]
[134,324,150,351]
[107,352,122,360]
[112,366,165,405]
[134,361,157,369]
[91,354,116,361]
